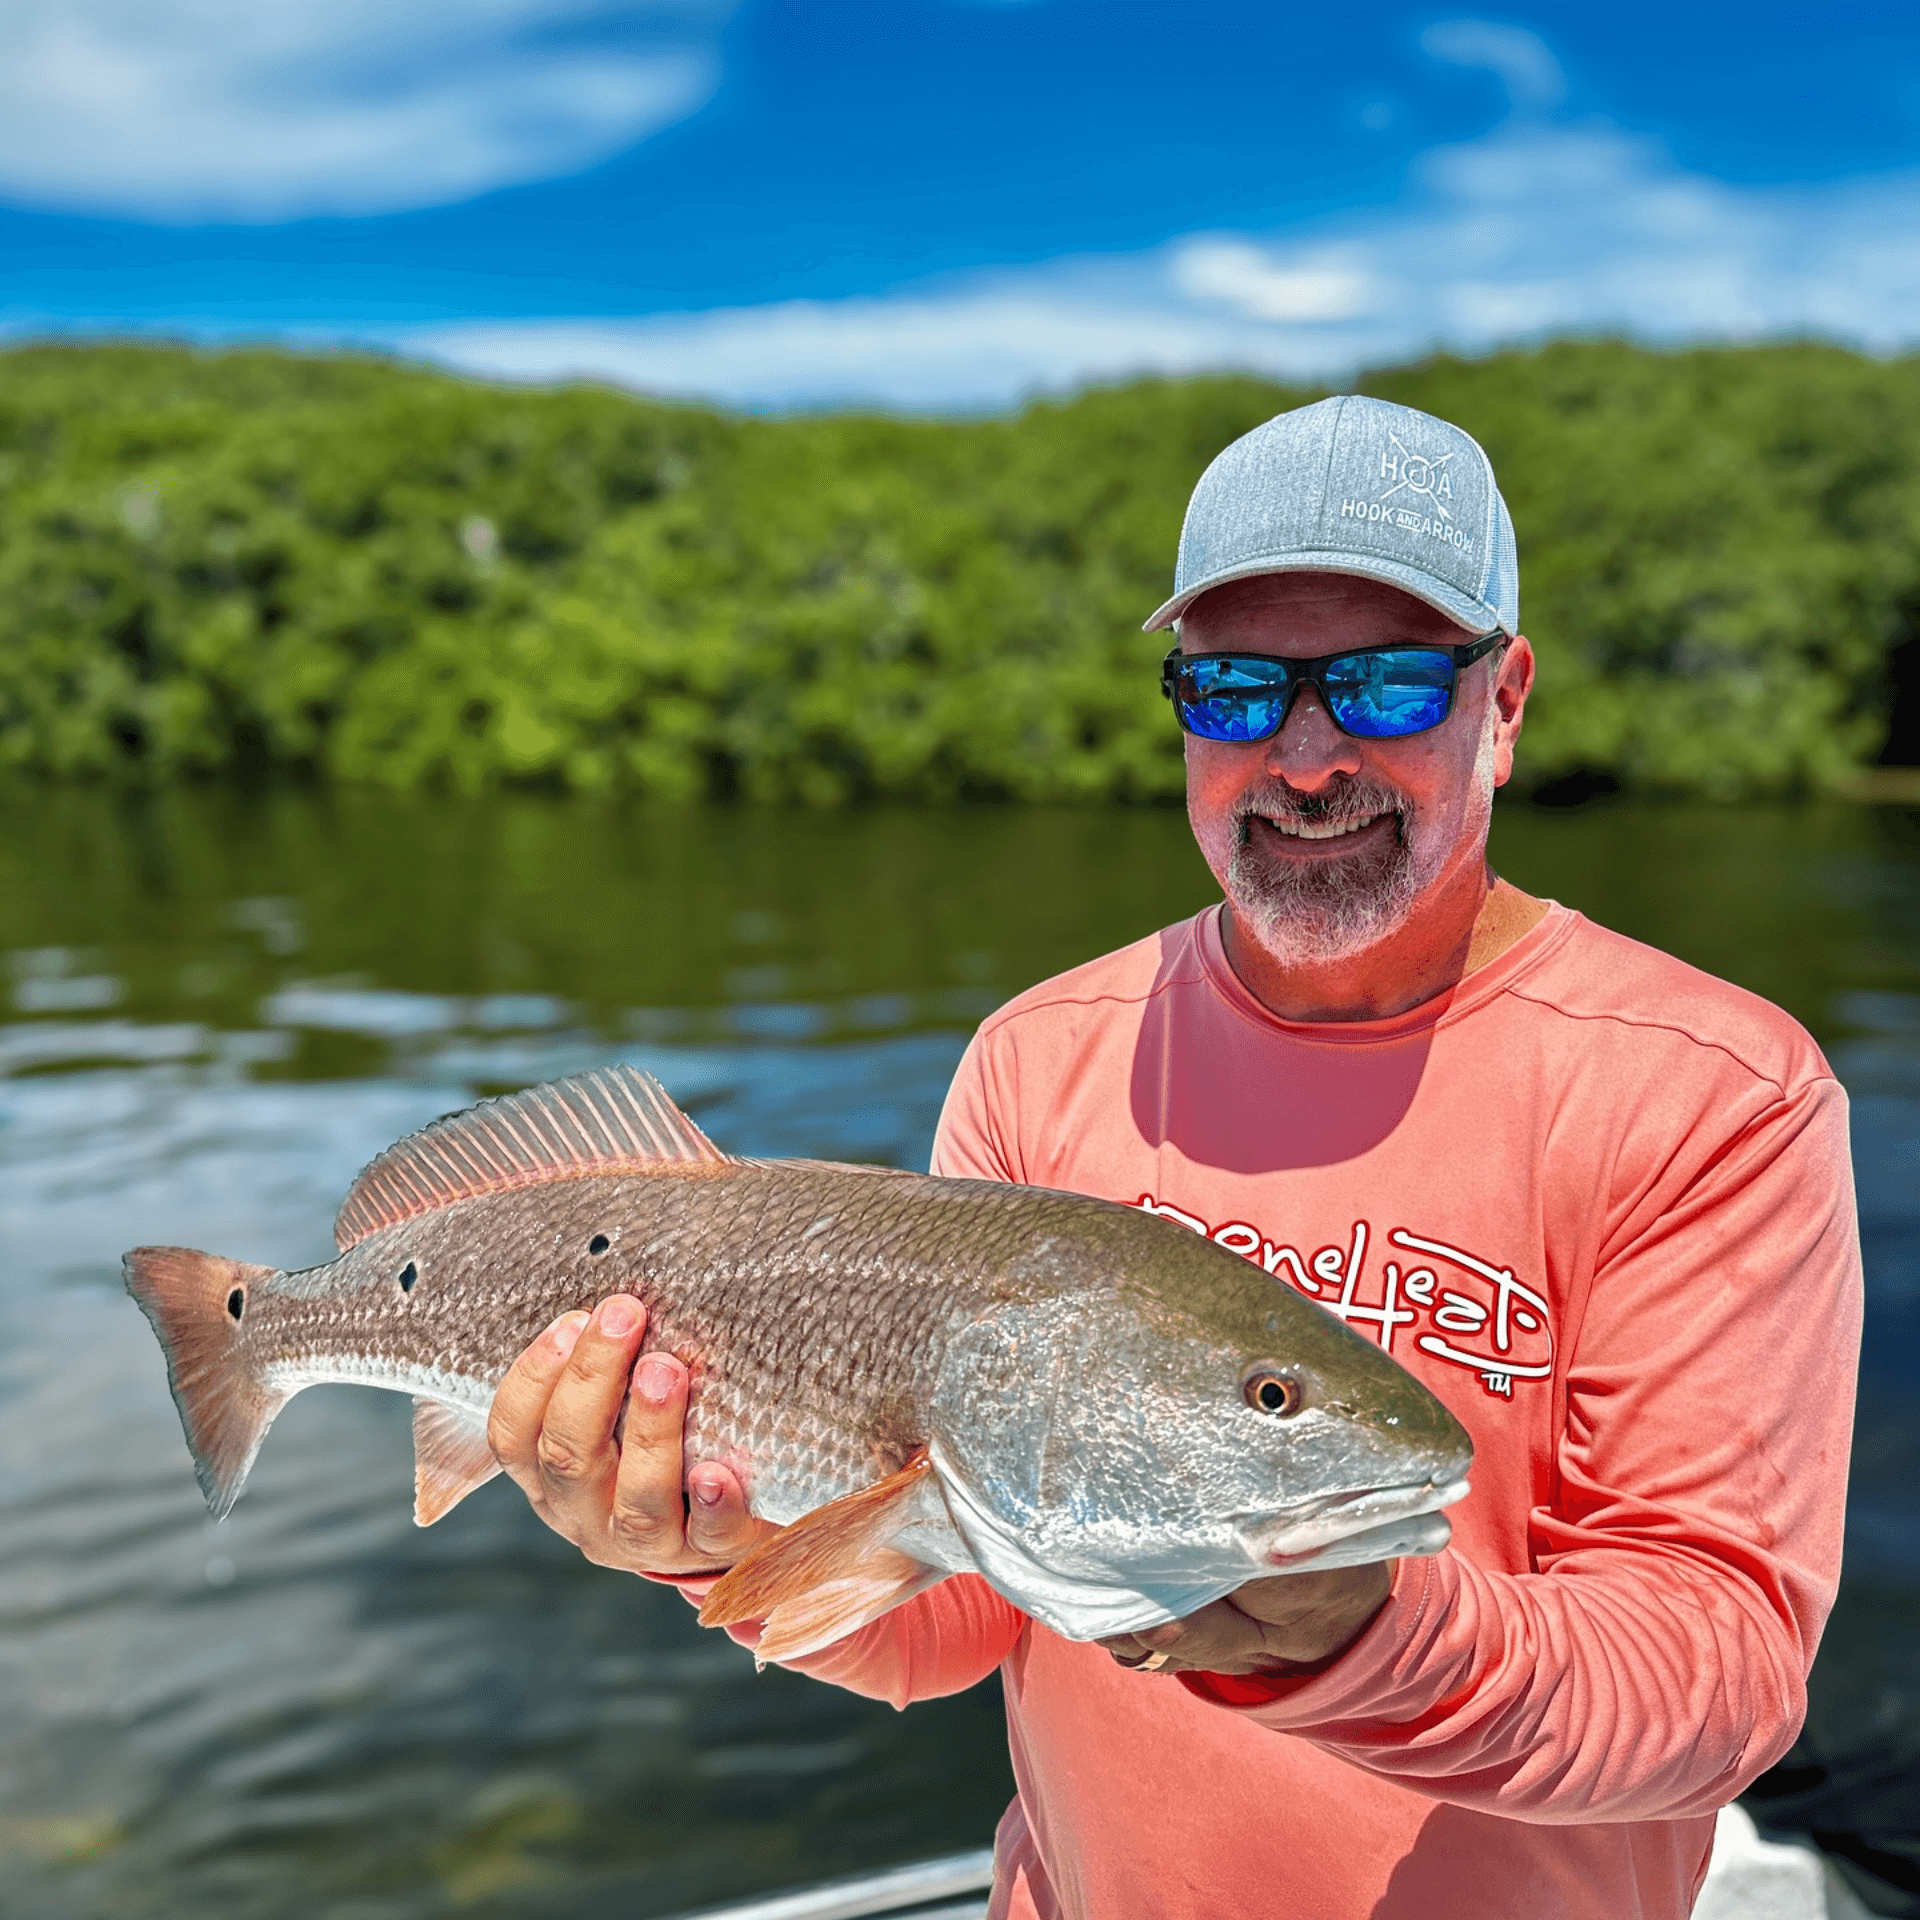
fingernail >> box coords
[595,1296,641,1338]
[634,1356,679,1406]
[690,1474,725,1508]
[550,1312,589,1359]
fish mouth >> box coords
[1236,1475,1470,1566]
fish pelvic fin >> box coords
[122,1247,286,1520]
[411,1398,503,1526]
[699,1451,947,1663]
[334,1065,735,1251]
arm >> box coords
[1166,1075,1862,1823]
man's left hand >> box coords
[1098,1561,1394,1678]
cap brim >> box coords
[1143,553,1508,637]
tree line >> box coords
[3,338,1916,802]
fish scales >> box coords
[228,1161,1119,1523]
[124,1065,1473,1654]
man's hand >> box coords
[487,1295,775,1577]
[1098,1562,1395,1678]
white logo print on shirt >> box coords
[1135,1198,1552,1398]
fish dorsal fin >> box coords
[699,1451,947,1662]
[411,1398,503,1526]
[335,1066,733,1251]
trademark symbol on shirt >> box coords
[1480,1371,1513,1398]
[1378,431,1455,520]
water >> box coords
[0,787,1914,1918]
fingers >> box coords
[488,1296,775,1579]
[1224,1561,1394,1664]
[1224,1564,1383,1627]
[607,1352,767,1571]
[489,1298,769,1577]
[1146,1605,1262,1675]
[1099,1604,1261,1678]
[532,1296,651,1546]
[605,1350,699,1564]
[685,1459,764,1564]
[489,1308,594,1506]
[1097,1563,1397,1679]
[488,1297,647,1537]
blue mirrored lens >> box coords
[1173,657,1294,742]
[1321,650,1454,739]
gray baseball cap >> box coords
[1143,394,1520,637]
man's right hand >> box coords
[487,1294,773,1577]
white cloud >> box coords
[1418,19,1566,112]
[412,290,1284,411]
[411,114,1920,410]
[1170,241,1381,324]
[0,0,732,220]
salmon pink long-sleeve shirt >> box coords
[723,904,1862,1920]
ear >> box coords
[1489,635,1536,788]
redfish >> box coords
[125,1066,1470,1659]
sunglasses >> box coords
[1160,636,1505,743]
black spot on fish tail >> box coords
[398,1261,418,1293]
[588,1234,610,1256]
[122,1246,290,1520]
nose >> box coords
[1263,683,1364,793]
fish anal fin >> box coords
[753,1557,947,1664]
[699,1451,943,1657]
[335,1066,735,1252]
[411,1398,503,1526]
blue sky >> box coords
[4,0,1919,407]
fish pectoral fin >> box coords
[411,1398,502,1527]
[698,1450,945,1660]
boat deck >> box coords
[667,1810,1875,1920]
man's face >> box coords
[1178,572,1532,970]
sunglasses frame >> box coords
[1159,635,1506,743]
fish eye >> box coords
[588,1234,611,1256]
[398,1262,418,1294]
[226,1288,246,1323]
[1243,1370,1302,1417]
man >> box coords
[487,397,1862,1918]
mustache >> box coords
[1231,776,1410,834]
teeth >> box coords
[1260,811,1386,841]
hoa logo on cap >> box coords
[1378,431,1453,521]
[1338,428,1476,554]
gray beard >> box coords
[1224,777,1432,967]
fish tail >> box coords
[123,1246,287,1519]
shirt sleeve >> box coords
[929,1022,1023,1183]
[732,1574,1027,1710]
[1183,1073,1862,1824]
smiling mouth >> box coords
[1253,809,1393,843]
